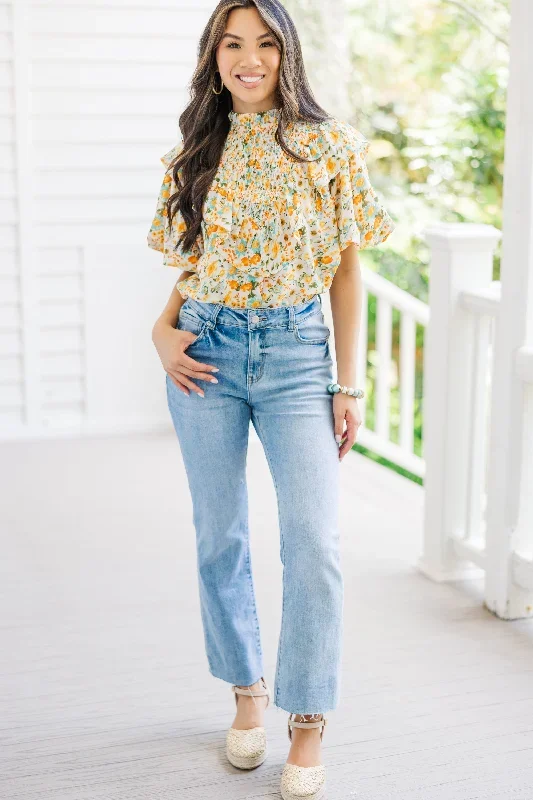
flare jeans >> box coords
[165,293,343,714]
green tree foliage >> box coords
[351,0,509,463]
[287,0,510,474]
[345,0,509,293]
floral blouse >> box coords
[147,107,395,309]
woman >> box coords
[148,2,394,798]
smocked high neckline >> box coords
[228,107,281,127]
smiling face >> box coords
[216,6,281,114]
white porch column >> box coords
[484,0,533,620]
[418,224,501,582]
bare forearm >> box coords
[152,271,193,334]
[329,246,363,386]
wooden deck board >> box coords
[1,432,532,798]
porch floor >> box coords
[2,431,533,799]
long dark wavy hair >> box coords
[166,0,332,256]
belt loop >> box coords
[208,303,223,329]
[288,305,295,331]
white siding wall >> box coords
[1,1,20,432]
[0,0,214,439]
[1,0,344,440]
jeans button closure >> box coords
[251,314,260,323]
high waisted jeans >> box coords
[165,293,343,714]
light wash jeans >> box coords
[166,293,343,714]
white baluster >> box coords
[418,223,501,582]
[464,314,492,544]
[375,297,392,440]
[357,284,368,425]
[399,313,416,453]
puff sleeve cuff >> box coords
[146,143,203,271]
[331,128,395,252]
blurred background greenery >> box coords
[288,0,510,479]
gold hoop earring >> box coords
[212,71,224,95]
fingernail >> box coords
[335,434,341,443]
[198,391,204,398]
[210,377,218,383]
[211,367,219,372]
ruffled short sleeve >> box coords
[330,126,395,252]
[146,142,203,271]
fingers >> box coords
[167,368,208,398]
[178,331,220,375]
[180,349,219,375]
[334,402,362,461]
[177,363,219,384]
[167,350,221,397]
[166,370,193,396]
[166,332,221,397]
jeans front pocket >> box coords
[177,304,209,346]
[293,309,330,345]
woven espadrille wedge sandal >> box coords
[225,677,271,770]
[280,713,328,800]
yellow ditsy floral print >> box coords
[147,107,395,309]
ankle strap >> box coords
[232,686,269,697]
[231,677,271,708]
[287,714,327,741]
[231,680,270,698]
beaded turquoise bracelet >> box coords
[327,383,364,399]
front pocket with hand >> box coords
[177,306,209,346]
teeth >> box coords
[238,75,264,83]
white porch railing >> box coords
[417,0,533,620]
[417,223,533,620]
[324,266,429,479]
[328,220,533,622]
[357,268,428,478]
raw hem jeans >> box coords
[165,293,343,715]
